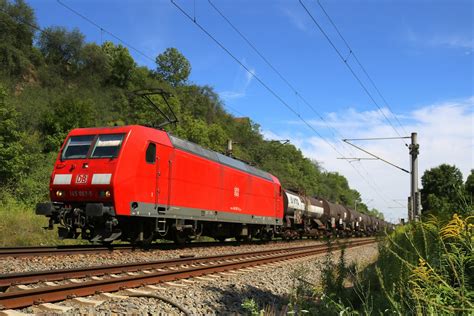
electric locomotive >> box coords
[36,125,284,244]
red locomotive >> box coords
[36,125,391,244]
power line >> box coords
[316,0,410,138]
[170,0,347,159]
[343,139,410,173]
[344,136,411,141]
[299,0,408,146]
[172,0,400,211]
[208,0,339,140]
[206,0,402,209]
[56,0,155,63]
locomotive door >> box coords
[145,142,160,208]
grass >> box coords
[0,194,83,246]
[317,214,473,315]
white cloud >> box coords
[404,27,474,54]
[263,97,474,223]
[220,63,255,100]
[429,35,474,51]
[279,6,309,32]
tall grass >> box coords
[313,214,473,315]
[0,192,81,246]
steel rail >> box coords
[0,238,375,288]
[0,239,376,309]
[0,244,133,258]
[0,238,315,258]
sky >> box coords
[28,0,473,222]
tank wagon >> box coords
[36,125,391,244]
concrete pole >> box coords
[409,132,420,221]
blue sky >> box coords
[29,0,473,222]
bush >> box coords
[312,215,474,315]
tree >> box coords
[421,164,467,218]
[465,169,474,206]
[38,26,84,67]
[0,0,37,76]
[0,85,25,185]
[40,95,97,151]
[155,47,191,86]
[101,41,135,87]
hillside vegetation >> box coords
[0,0,383,245]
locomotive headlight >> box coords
[100,190,111,198]
[56,190,63,197]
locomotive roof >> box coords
[169,134,273,181]
[67,125,275,182]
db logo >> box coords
[76,174,88,184]
[233,187,240,197]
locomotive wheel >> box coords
[243,232,253,242]
[174,231,187,245]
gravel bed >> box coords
[21,243,378,315]
[0,239,364,274]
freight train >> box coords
[36,125,392,244]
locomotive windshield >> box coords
[62,135,95,159]
[91,134,124,158]
[62,133,124,160]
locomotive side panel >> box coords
[168,148,222,212]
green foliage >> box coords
[312,215,474,315]
[0,84,26,185]
[38,26,84,67]
[241,298,264,316]
[155,47,191,86]
[40,94,98,151]
[465,169,474,205]
[0,0,37,77]
[0,192,84,246]
[421,164,471,219]
[101,41,135,87]
[373,215,474,314]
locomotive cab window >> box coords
[62,135,95,160]
[91,134,124,158]
[146,143,156,164]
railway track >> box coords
[0,244,134,258]
[0,238,376,310]
[0,240,263,258]
[0,237,369,258]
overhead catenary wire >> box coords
[316,0,410,138]
[299,0,409,147]
[170,0,346,159]
[206,0,401,209]
[171,0,400,210]
[56,0,155,63]
[208,0,337,140]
